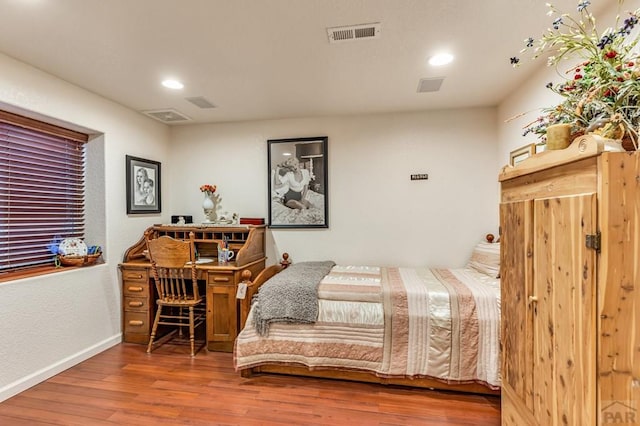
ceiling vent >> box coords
[327,22,381,43]
[185,96,216,109]
[142,108,192,123]
[417,77,445,93]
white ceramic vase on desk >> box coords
[202,193,217,223]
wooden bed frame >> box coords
[236,254,500,396]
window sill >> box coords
[0,261,105,283]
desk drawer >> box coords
[124,332,150,345]
[124,296,148,312]
[123,280,150,297]
[124,311,150,333]
[122,268,148,283]
[207,271,234,286]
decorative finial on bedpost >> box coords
[241,269,252,283]
[281,253,291,268]
[486,234,495,243]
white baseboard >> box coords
[0,334,122,402]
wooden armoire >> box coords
[499,135,639,425]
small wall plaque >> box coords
[410,174,429,180]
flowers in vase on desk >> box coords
[200,184,217,196]
[510,1,640,149]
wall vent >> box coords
[417,77,445,93]
[142,108,192,123]
[327,22,381,43]
[185,96,216,109]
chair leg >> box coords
[189,306,195,357]
[178,306,184,337]
[147,305,163,354]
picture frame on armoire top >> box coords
[509,143,536,167]
[267,136,328,228]
[126,155,161,214]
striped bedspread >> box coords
[234,265,501,389]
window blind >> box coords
[0,111,88,272]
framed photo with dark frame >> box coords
[126,155,161,214]
[268,136,328,228]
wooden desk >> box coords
[119,224,266,352]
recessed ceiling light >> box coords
[282,152,292,156]
[428,53,454,66]
[161,79,184,90]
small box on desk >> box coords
[171,215,193,224]
[240,217,265,225]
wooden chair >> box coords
[144,231,205,356]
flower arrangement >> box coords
[510,0,640,150]
[199,184,217,195]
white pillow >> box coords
[467,241,500,278]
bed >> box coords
[234,240,501,395]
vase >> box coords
[545,123,572,150]
[202,193,217,223]
[621,135,637,151]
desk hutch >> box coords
[119,224,266,352]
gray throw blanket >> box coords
[253,261,335,336]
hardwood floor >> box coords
[0,343,501,425]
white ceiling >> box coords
[0,0,616,125]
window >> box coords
[0,110,89,273]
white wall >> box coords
[0,52,171,401]
[497,63,562,161]
[170,108,500,268]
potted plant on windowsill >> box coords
[510,0,640,150]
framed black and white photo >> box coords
[268,136,328,228]
[126,155,161,214]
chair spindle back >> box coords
[145,232,199,301]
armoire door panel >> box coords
[533,193,597,426]
[500,200,534,413]
[598,152,640,407]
